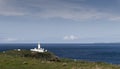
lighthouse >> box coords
[30,42,47,52]
[38,43,41,49]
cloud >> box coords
[64,35,79,40]
[0,0,26,16]
[0,37,24,42]
[0,37,18,42]
[0,0,120,21]
[4,38,18,41]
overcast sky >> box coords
[0,0,120,43]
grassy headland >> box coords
[0,49,120,69]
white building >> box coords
[30,43,47,52]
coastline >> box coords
[0,43,120,64]
[0,49,120,69]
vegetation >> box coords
[0,49,120,69]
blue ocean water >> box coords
[0,43,120,64]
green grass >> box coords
[0,50,120,69]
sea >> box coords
[0,43,120,64]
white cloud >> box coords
[4,38,18,41]
[0,37,23,42]
[0,38,18,42]
[64,35,79,40]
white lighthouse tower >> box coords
[30,42,47,52]
[38,43,41,49]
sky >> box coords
[0,0,120,43]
